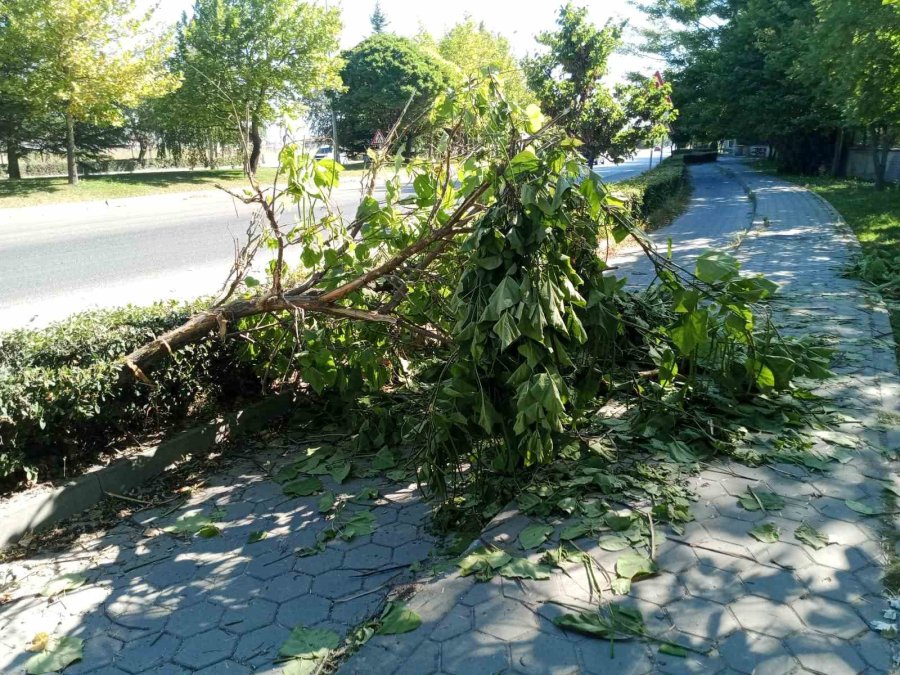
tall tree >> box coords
[171,0,342,174]
[370,1,388,33]
[524,4,674,167]
[334,34,449,153]
[434,19,531,106]
[0,0,175,184]
[805,0,900,188]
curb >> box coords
[0,392,296,550]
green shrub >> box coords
[615,156,689,225]
[0,301,259,485]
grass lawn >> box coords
[761,167,900,352]
[0,162,367,209]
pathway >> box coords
[343,160,900,674]
[0,160,897,674]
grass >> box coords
[0,162,367,209]
[617,154,692,232]
[757,165,900,353]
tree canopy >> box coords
[334,34,450,152]
[524,3,674,166]
[167,0,342,173]
[0,0,175,183]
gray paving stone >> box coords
[219,597,278,635]
[275,593,331,627]
[509,629,580,673]
[441,631,510,675]
[114,632,181,674]
[665,597,739,641]
[728,594,804,638]
[718,630,799,674]
[785,632,867,675]
[165,600,224,638]
[172,628,234,669]
[789,596,867,640]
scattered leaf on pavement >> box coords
[748,523,780,543]
[376,602,421,635]
[24,636,83,674]
[518,523,553,550]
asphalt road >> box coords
[0,148,669,331]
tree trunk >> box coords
[137,140,147,167]
[6,143,22,180]
[872,126,887,191]
[65,112,78,185]
[587,154,596,169]
[248,116,262,175]
[405,134,414,159]
[830,127,845,177]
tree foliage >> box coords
[0,0,175,183]
[120,77,827,513]
[167,0,342,173]
[524,3,674,166]
[370,0,388,33]
[334,34,450,152]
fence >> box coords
[845,148,900,184]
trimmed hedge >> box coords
[615,156,689,223]
[0,302,259,486]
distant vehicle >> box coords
[314,146,335,161]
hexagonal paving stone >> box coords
[727,595,804,638]
[166,600,225,638]
[474,598,540,641]
[442,631,510,675]
[173,628,235,669]
[294,548,345,576]
[219,597,278,634]
[577,636,653,675]
[679,563,744,604]
[718,630,800,674]
[344,543,393,571]
[233,624,291,668]
[785,632,867,675]
[509,630,579,673]
[391,540,434,565]
[311,569,364,599]
[276,593,331,627]
[113,632,181,674]
[431,606,475,642]
[105,594,171,631]
[740,568,805,603]
[372,522,419,547]
[789,596,867,640]
[259,571,313,603]
[665,597,739,641]
[195,660,251,675]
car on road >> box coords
[314,145,335,161]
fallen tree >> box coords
[118,77,831,506]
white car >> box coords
[314,146,335,161]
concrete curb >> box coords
[0,392,296,549]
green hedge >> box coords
[615,156,689,223]
[0,302,259,486]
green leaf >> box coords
[40,573,87,598]
[616,552,657,580]
[795,522,830,550]
[165,511,215,535]
[507,149,540,175]
[668,310,709,355]
[458,548,511,578]
[738,490,784,511]
[339,512,376,540]
[329,462,351,484]
[659,643,688,657]
[598,535,631,551]
[748,523,780,543]
[25,636,83,674]
[196,524,221,538]
[695,250,739,284]
[845,499,877,515]
[605,513,634,531]
[317,491,336,513]
[279,625,340,659]
[377,602,422,635]
[247,531,267,544]
[553,604,645,639]
[519,523,554,550]
[372,448,396,470]
[499,557,552,580]
[559,521,591,540]
[283,477,323,497]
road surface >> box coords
[0,150,670,331]
[592,146,671,182]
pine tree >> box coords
[370,1,388,33]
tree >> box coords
[370,0,388,33]
[0,0,175,184]
[434,19,531,106]
[524,4,674,167]
[334,34,450,153]
[170,0,342,174]
[805,0,900,189]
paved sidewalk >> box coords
[0,161,897,674]
[343,160,900,674]
[0,448,435,674]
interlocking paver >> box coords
[342,161,898,674]
[1,161,897,675]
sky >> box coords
[150,0,662,82]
